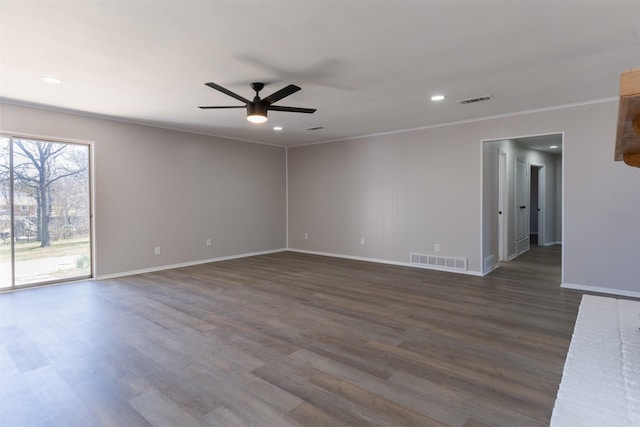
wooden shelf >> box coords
[615,68,640,168]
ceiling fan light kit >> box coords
[246,102,268,123]
[199,81,316,124]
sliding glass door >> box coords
[0,135,92,289]
[0,136,11,288]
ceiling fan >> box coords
[199,82,316,124]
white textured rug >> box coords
[551,295,640,426]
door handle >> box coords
[520,206,526,209]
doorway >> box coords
[0,135,92,289]
[481,133,563,276]
[530,165,545,246]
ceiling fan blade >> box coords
[261,84,301,105]
[205,82,251,104]
[198,105,246,109]
[268,105,316,114]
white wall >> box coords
[4,99,638,297]
[288,100,640,297]
[289,126,480,271]
[0,102,286,277]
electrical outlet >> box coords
[206,238,212,247]
[434,243,440,252]
[154,246,161,255]
[360,237,365,245]
[304,233,308,240]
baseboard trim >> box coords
[561,282,640,299]
[482,262,501,276]
[95,248,287,280]
[287,248,484,276]
[507,251,521,261]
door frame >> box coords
[480,132,564,281]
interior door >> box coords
[498,151,507,261]
[515,158,529,242]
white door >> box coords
[498,151,507,261]
[515,158,529,242]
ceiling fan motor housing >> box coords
[247,102,267,117]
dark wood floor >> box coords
[1,245,584,426]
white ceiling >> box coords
[1,1,638,147]
[515,134,563,154]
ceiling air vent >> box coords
[458,95,493,105]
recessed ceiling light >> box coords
[430,94,445,101]
[41,76,62,84]
[273,126,283,131]
[550,145,559,149]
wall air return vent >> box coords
[458,95,493,105]
[410,253,467,271]
[484,254,497,271]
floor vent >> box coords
[458,95,493,105]
[410,253,467,271]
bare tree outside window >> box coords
[12,139,88,247]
